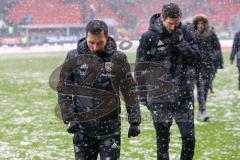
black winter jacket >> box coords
[193,15,223,75]
[135,13,200,106]
[230,31,240,67]
[57,37,141,136]
[209,30,224,70]
[195,33,216,76]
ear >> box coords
[160,14,164,21]
[105,34,109,39]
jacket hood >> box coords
[77,36,117,56]
[192,14,210,36]
[148,13,165,34]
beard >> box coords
[91,49,105,55]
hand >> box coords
[128,124,140,138]
[67,121,80,134]
[175,40,190,52]
[171,28,184,45]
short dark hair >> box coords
[162,3,182,20]
[86,20,108,36]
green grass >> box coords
[0,52,239,160]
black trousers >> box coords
[196,73,211,112]
[208,72,216,93]
[150,99,195,160]
[73,132,120,160]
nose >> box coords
[170,25,176,31]
[92,44,99,52]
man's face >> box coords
[197,21,205,34]
[161,16,181,33]
[86,31,108,54]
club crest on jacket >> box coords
[105,62,112,72]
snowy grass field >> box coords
[0,52,239,160]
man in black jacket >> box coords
[192,15,221,121]
[230,30,240,90]
[57,20,141,160]
[135,3,199,160]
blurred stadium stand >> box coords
[0,0,240,46]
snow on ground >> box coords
[0,53,239,159]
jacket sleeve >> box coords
[136,32,153,62]
[57,51,76,124]
[211,32,224,68]
[57,51,75,98]
[176,27,201,66]
[114,53,141,125]
[230,32,239,61]
[135,32,153,106]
